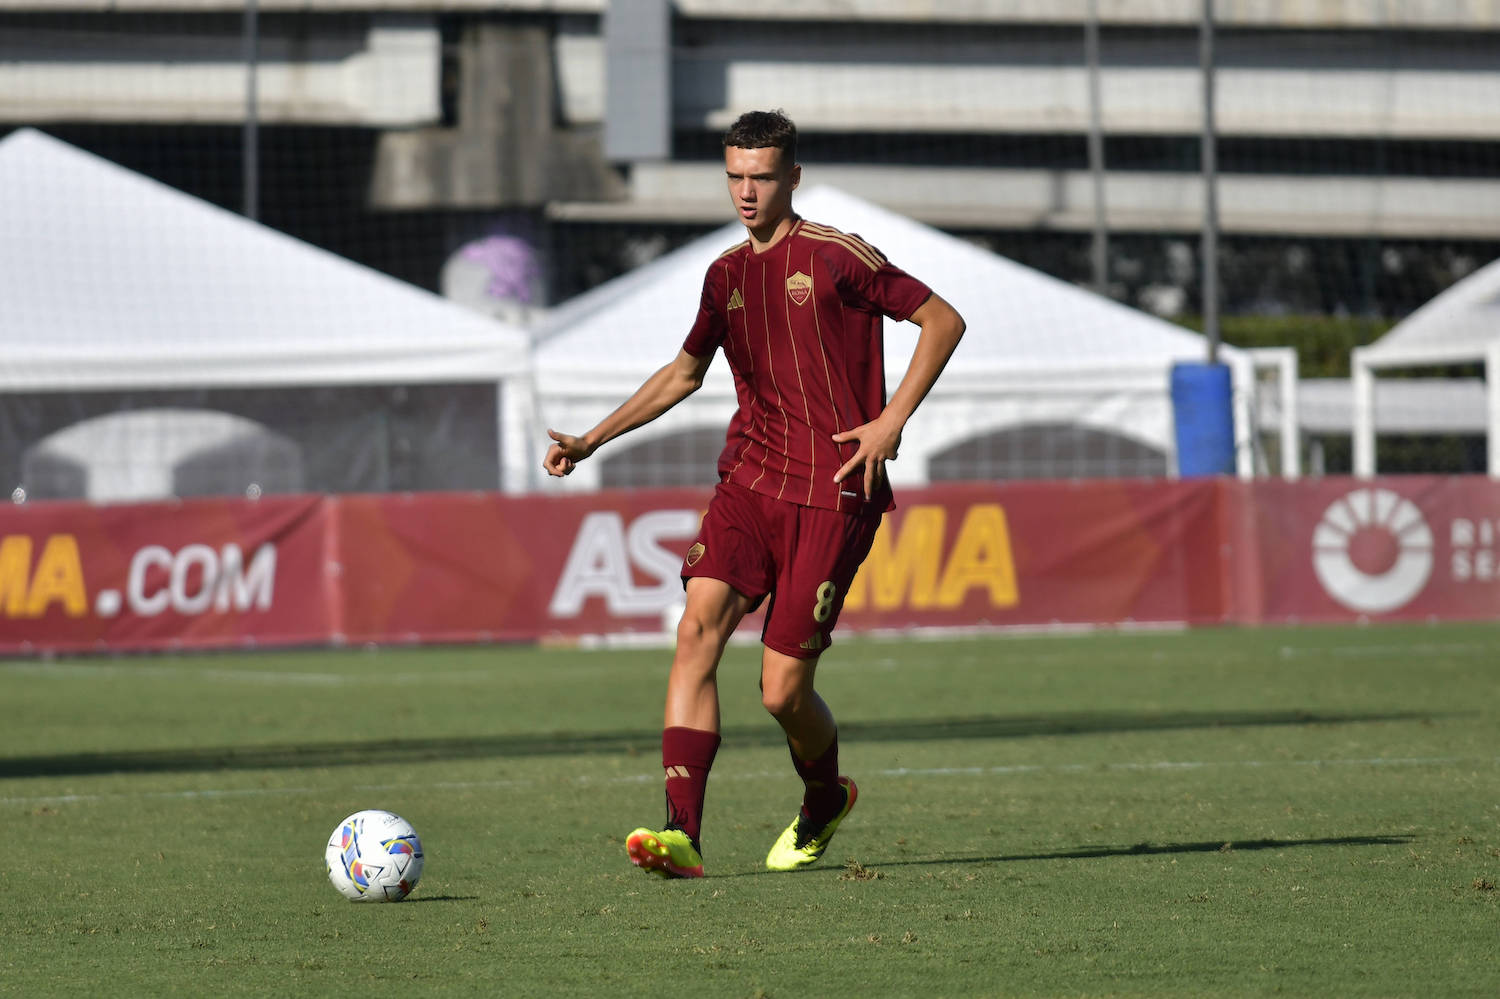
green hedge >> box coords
[1172,315,1395,379]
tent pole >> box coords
[1352,349,1376,477]
[1276,347,1300,480]
[1246,347,1300,480]
[1488,343,1500,479]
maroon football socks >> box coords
[789,731,843,822]
[661,726,721,847]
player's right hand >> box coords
[543,429,591,477]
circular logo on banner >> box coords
[1312,488,1433,614]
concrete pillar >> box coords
[604,0,672,162]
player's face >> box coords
[725,145,800,245]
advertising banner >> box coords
[333,481,1230,642]
[4,477,1499,654]
[1241,477,1500,624]
[0,495,330,653]
[332,489,714,645]
[838,479,1229,631]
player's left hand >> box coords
[832,417,902,500]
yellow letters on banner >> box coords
[845,504,1018,611]
[0,534,88,618]
[0,535,30,615]
[846,505,944,610]
[936,505,1018,607]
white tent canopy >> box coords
[1351,255,1500,477]
[534,186,1268,489]
[0,128,537,492]
[1264,379,1487,436]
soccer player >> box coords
[542,109,965,877]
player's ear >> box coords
[789,163,801,190]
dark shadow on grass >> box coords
[394,895,479,903]
[866,834,1416,868]
[0,709,1443,778]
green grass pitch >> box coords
[3,623,1497,997]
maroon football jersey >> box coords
[683,217,932,513]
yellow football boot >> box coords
[625,827,705,879]
[765,776,858,872]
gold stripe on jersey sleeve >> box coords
[716,240,749,261]
[799,222,886,271]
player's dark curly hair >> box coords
[723,109,797,165]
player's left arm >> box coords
[833,292,965,498]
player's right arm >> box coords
[543,348,713,477]
[832,291,965,498]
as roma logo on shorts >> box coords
[786,271,812,306]
[685,542,706,567]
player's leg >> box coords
[664,575,755,733]
[758,504,880,871]
[662,575,755,845]
[758,649,834,757]
[627,576,754,879]
[759,647,858,871]
[759,647,843,813]
[628,484,772,879]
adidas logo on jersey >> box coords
[799,633,825,652]
[727,288,744,311]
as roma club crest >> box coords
[786,271,812,306]
[685,542,706,567]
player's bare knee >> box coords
[675,610,706,647]
[760,682,801,720]
[761,688,791,719]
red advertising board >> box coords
[3,477,1498,655]
[1237,477,1500,624]
[0,495,330,653]
[836,479,1230,631]
[330,483,1230,643]
[332,489,715,645]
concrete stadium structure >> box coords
[2,0,1498,241]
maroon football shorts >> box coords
[681,481,882,660]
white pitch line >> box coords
[3,754,1495,808]
[1278,642,1497,659]
[879,755,1500,777]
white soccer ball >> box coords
[324,809,424,902]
